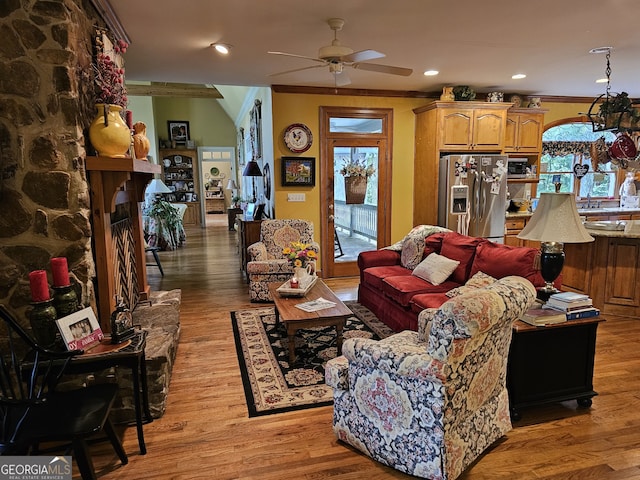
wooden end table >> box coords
[268,280,352,363]
[507,316,604,421]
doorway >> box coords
[197,147,236,228]
[320,107,392,277]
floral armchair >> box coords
[246,219,319,301]
[325,276,536,480]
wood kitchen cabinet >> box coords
[504,109,546,154]
[413,101,511,225]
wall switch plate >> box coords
[287,193,305,202]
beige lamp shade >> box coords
[226,179,238,190]
[517,193,594,243]
[146,178,172,194]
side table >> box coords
[67,330,152,454]
[507,317,603,421]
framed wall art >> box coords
[281,157,315,186]
[168,121,190,145]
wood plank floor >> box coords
[90,216,640,480]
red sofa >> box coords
[357,228,552,331]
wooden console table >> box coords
[507,316,603,420]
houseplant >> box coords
[340,157,375,204]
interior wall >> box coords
[271,92,426,244]
[128,95,158,163]
[152,97,237,149]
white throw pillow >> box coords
[412,253,460,285]
[445,271,497,297]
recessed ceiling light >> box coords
[512,73,526,80]
[423,70,439,76]
[211,43,231,55]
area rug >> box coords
[231,301,393,417]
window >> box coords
[540,122,617,198]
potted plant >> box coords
[340,157,376,204]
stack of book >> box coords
[521,292,600,326]
[543,292,600,320]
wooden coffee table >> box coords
[268,280,352,363]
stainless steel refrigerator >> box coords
[438,154,508,242]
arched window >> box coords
[540,117,617,198]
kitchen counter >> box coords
[583,220,640,239]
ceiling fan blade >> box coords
[341,49,385,63]
[268,64,326,77]
[334,70,351,87]
[268,51,326,64]
[353,62,413,76]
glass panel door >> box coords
[333,146,379,264]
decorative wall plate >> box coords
[284,123,313,153]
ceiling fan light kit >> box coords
[268,17,413,86]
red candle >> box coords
[51,257,70,287]
[29,270,50,302]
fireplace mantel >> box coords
[87,156,160,330]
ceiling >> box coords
[108,0,640,99]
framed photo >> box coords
[55,306,104,351]
[244,203,256,221]
[254,203,265,220]
[281,157,315,186]
[168,121,190,145]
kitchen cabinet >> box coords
[160,148,201,226]
[504,109,546,154]
[413,101,511,225]
[564,228,640,319]
[504,214,540,248]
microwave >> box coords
[507,159,529,178]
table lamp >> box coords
[242,161,262,203]
[517,192,594,300]
[146,178,171,197]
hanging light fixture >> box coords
[586,47,640,133]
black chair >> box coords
[0,305,128,480]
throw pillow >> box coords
[412,252,460,285]
[445,271,496,297]
[439,232,484,284]
[400,226,451,270]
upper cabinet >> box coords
[439,106,508,151]
[504,108,546,154]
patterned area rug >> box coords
[231,301,393,417]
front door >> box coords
[320,107,392,277]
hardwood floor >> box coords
[91,216,640,480]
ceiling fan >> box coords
[268,18,413,86]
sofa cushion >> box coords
[445,271,497,298]
[382,274,458,307]
[363,265,412,291]
[423,232,446,257]
[412,253,460,285]
[440,232,484,284]
[470,241,540,285]
[410,292,451,313]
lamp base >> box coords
[536,285,560,302]
[539,241,565,301]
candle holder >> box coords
[29,300,58,349]
[53,285,80,318]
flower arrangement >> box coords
[282,241,317,268]
[339,158,376,178]
[94,29,128,108]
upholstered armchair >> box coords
[247,219,319,301]
[325,276,536,480]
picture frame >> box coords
[244,203,256,221]
[55,306,104,351]
[168,121,190,145]
[281,157,315,186]
[254,203,265,220]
